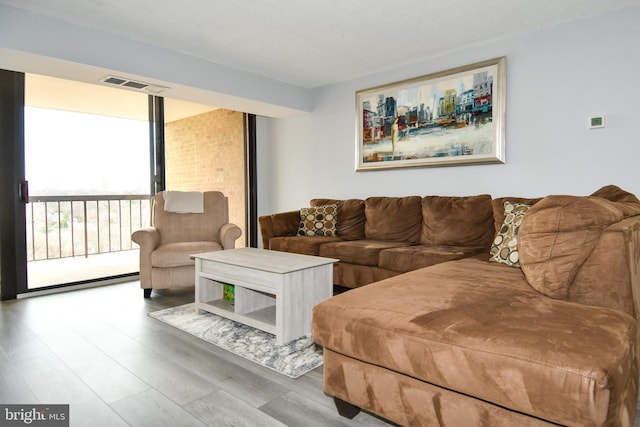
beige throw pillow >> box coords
[489,201,531,267]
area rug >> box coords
[148,303,323,378]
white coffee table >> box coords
[193,248,338,345]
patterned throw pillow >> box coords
[298,204,338,237]
[489,201,531,267]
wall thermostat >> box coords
[589,115,606,129]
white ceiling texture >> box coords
[2,0,640,118]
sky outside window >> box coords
[25,106,150,196]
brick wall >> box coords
[165,109,246,247]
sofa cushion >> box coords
[332,263,400,288]
[489,201,531,267]
[298,204,338,237]
[313,258,637,426]
[269,236,342,256]
[420,194,494,246]
[268,210,301,237]
[518,196,627,300]
[319,240,412,266]
[311,198,365,240]
[379,245,487,273]
[568,217,639,317]
[364,196,422,243]
[591,184,640,216]
[151,241,223,268]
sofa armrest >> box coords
[259,210,301,249]
[131,227,160,289]
[220,223,242,249]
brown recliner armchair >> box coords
[132,191,242,297]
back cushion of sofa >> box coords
[311,198,365,240]
[518,196,625,300]
[591,184,640,216]
[568,218,638,317]
[420,194,494,246]
[365,196,422,243]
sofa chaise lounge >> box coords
[261,185,640,426]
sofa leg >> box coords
[143,289,152,298]
[334,397,361,419]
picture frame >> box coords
[356,56,506,171]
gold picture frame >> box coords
[356,57,506,171]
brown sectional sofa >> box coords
[260,185,640,426]
[259,194,496,288]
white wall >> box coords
[259,6,640,215]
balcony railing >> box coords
[26,194,151,262]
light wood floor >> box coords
[1,282,639,427]
[0,281,394,427]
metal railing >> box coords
[26,194,151,262]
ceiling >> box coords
[2,0,640,89]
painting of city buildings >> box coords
[356,57,505,170]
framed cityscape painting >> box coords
[355,57,506,171]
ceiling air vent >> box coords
[100,76,169,94]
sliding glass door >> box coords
[23,74,155,291]
[0,69,256,299]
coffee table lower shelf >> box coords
[197,298,276,335]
